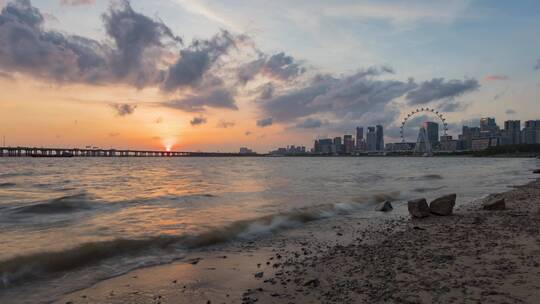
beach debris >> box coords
[429,194,456,216]
[188,258,202,265]
[375,200,393,212]
[483,197,506,210]
[254,271,264,278]
[304,278,321,288]
[407,198,430,218]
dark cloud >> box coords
[260,67,415,125]
[0,0,180,87]
[257,117,273,127]
[163,83,237,112]
[190,116,207,126]
[505,109,516,115]
[0,0,239,110]
[60,0,95,6]
[258,82,275,100]
[405,78,479,105]
[111,103,137,116]
[294,117,326,129]
[238,52,305,84]
[162,30,244,91]
[216,120,235,128]
[103,0,182,88]
[439,101,468,112]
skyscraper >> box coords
[344,135,354,154]
[376,125,384,152]
[480,117,499,136]
[423,121,439,149]
[356,127,366,152]
[503,120,521,145]
[366,127,377,152]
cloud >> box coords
[59,0,95,6]
[505,109,516,115]
[111,103,137,116]
[535,59,540,70]
[405,78,479,105]
[439,101,469,112]
[0,0,180,87]
[162,30,244,91]
[0,0,240,111]
[484,74,508,81]
[256,117,273,127]
[216,120,235,128]
[154,117,163,124]
[238,52,305,84]
[103,0,182,88]
[163,81,238,112]
[294,117,326,129]
[244,130,252,136]
[260,67,415,125]
[190,116,207,126]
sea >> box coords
[0,156,536,303]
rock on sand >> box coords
[429,194,456,216]
[408,198,430,218]
[483,197,506,210]
[375,200,393,212]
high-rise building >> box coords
[332,137,343,154]
[314,138,333,154]
[480,117,500,136]
[522,120,540,144]
[366,127,377,152]
[344,135,354,154]
[423,122,439,149]
[376,125,384,152]
[356,127,366,152]
[415,126,432,154]
[502,120,521,145]
[460,126,481,150]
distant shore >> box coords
[56,171,540,304]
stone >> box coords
[407,198,430,218]
[254,272,264,278]
[429,194,457,216]
[375,200,393,212]
[483,198,506,210]
[533,169,540,174]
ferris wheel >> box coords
[400,107,448,143]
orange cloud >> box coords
[484,75,508,81]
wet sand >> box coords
[58,178,540,304]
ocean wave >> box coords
[413,186,446,193]
[0,236,180,287]
[0,198,366,287]
[14,193,94,214]
[400,174,444,181]
[0,172,33,178]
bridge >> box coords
[0,146,258,157]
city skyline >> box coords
[0,0,539,152]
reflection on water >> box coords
[0,157,536,301]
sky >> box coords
[0,0,539,152]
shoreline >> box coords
[53,174,540,304]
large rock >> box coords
[408,198,430,218]
[533,169,540,174]
[375,200,393,212]
[483,197,506,210]
[429,194,457,216]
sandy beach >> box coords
[54,174,540,304]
